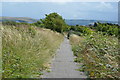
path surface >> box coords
[42,37,87,78]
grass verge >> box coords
[1,25,63,78]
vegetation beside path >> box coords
[70,26,119,78]
[2,12,119,78]
[2,24,63,78]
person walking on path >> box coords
[67,30,72,39]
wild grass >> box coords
[1,25,63,78]
[69,34,84,45]
[0,24,2,79]
[70,33,119,78]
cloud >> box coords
[1,0,74,2]
[1,0,119,2]
[2,2,117,21]
[78,2,117,12]
[95,2,116,12]
[98,2,113,9]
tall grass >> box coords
[1,25,63,78]
[70,33,119,78]
[0,24,2,79]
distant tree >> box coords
[76,24,79,26]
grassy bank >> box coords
[70,33,119,78]
[1,25,63,78]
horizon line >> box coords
[0,16,118,22]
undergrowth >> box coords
[1,25,63,78]
[70,33,119,78]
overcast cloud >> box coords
[1,2,118,21]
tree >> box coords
[41,13,68,33]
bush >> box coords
[93,22,119,36]
[28,26,36,37]
[39,13,68,33]
[69,25,94,36]
[70,33,119,78]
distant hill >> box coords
[0,16,38,23]
[0,16,118,26]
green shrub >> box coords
[28,26,36,37]
[93,22,119,36]
[70,33,119,78]
[70,25,94,36]
[39,13,68,33]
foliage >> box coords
[93,22,119,36]
[38,13,68,33]
[2,21,17,26]
[33,20,44,28]
[2,21,30,27]
[69,25,94,36]
[70,33,119,78]
[2,25,63,78]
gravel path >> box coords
[42,37,87,78]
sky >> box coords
[1,2,118,21]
